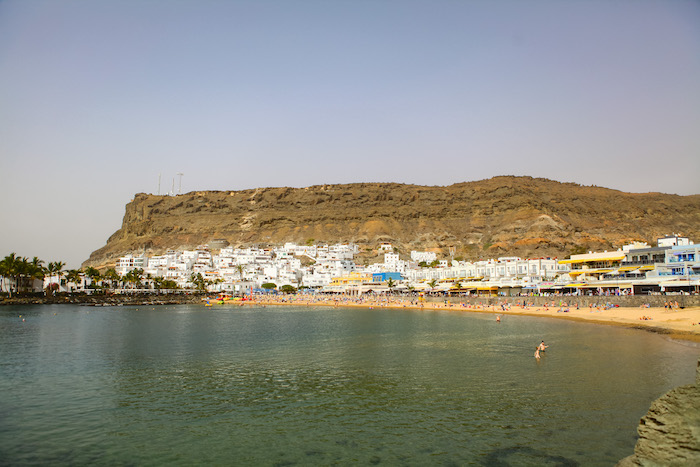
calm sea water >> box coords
[1,304,697,466]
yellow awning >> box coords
[638,265,655,271]
[617,266,638,272]
[477,286,498,291]
[568,270,586,276]
[559,255,626,265]
[559,258,586,264]
[594,269,613,274]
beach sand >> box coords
[245,295,700,343]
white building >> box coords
[657,235,693,248]
[116,254,147,276]
[411,251,437,263]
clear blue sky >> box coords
[1,0,699,268]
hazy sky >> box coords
[1,0,699,268]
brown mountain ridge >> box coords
[84,176,700,269]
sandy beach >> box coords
[245,294,700,343]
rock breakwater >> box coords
[618,358,700,466]
[0,293,205,307]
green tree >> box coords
[0,253,19,296]
[47,261,66,294]
[0,255,48,294]
[211,277,224,290]
[427,279,438,293]
[12,256,28,293]
[27,257,47,293]
[235,264,245,281]
[124,268,144,289]
[189,272,207,291]
[65,269,82,291]
[84,266,101,289]
[161,279,178,289]
[280,284,297,294]
[0,258,7,295]
[261,282,277,290]
[103,268,120,289]
[386,277,396,294]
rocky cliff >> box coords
[618,358,700,466]
[83,176,700,268]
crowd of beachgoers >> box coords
[246,293,700,342]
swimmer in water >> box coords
[538,341,548,352]
[534,347,540,359]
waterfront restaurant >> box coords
[558,250,627,294]
[323,272,374,294]
[559,251,626,278]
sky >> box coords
[1,0,699,268]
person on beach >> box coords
[538,341,548,352]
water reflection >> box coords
[0,305,697,465]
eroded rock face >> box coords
[83,176,700,269]
[618,359,700,466]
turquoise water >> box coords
[0,304,697,466]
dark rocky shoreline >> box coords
[618,358,700,466]
[0,292,206,307]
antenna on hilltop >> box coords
[171,177,175,196]
[157,173,161,195]
[177,172,184,194]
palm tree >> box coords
[133,268,144,288]
[124,268,144,289]
[47,261,66,293]
[15,256,29,293]
[0,254,12,296]
[14,256,26,295]
[386,277,396,294]
[189,272,206,291]
[235,264,245,281]
[27,257,46,292]
[1,253,24,296]
[123,270,134,289]
[65,269,82,292]
[427,279,438,294]
[103,268,120,290]
[84,266,101,289]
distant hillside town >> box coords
[39,235,699,296]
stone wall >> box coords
[432,294,700,309]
